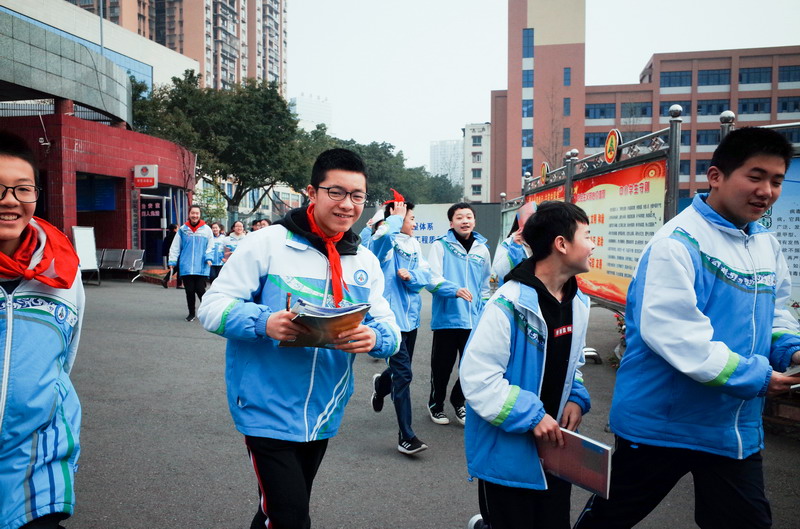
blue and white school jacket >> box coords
[610,194,800,459]
[427,230,491,330]
[491,235,530,287]
[223,233,246,262]
[460,281,591,489]
[197,225,401,442]
[368,215,432,332]
[207,234,226,266]
[168,223,214,276]
[0,221,84,529]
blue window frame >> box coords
[522,29,534,58]
[778,97,800,113]
[522,99,533,117]
[779,127,800,143]
[522,129,533,147]
[585,103,616,119]
[563,97,571,117]
[585,133,606,148]
[778,65,800,83]
[521,159,533,176]
[696,129,721,145]
[564,67,571,86]
[739,67,772,84]
[563,128,571,147]
[660,100,692,116]
[621,102,653,118]
[696,160,711,175]
[660,71,692,87]
[523,70,534,88]
[738,97,771,114]
[698,69,730,86]
[697,99,729,115]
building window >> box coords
[697,99,729,116]
[563,128,570,147]
[696,159,711,175]
[679,160,691,174]
[472,136,482,147]
[780,127,800,143]
[739,67,772,84]
[778,65,800,83]
[472,168,482,179]
[660,100,692,116]
[778,97,800,113]
[522,99,533,117]
[563,97,571,116]
[522,159,533,176]
[522,129,533,147]
[585,103,616,119]
[563,67,571,86]
[621,102,653,118]
[660,70,692,87]
[523,69,534,88]
[585,132,606,148]
[471,184,482,196]
[698,69,731,86]
[696,129,721,145]
[472,152,483,163]
[522,28,534,58]
[738,97,771,114]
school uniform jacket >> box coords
[0,220,84,529]
[197,217,401,442]
[168,223,214,276]
[460,280,591,489]
[610,193,800,459]
[491,235,530,287]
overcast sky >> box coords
[286,0,798,169]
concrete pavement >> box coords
[66,280,800,528]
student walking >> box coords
[168,205,213,321]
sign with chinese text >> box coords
[140,197,163,229]
[134,165,159,188]
[764,157,800,318]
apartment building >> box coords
[463,123,492,203]
[429,139,464,186]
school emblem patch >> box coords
[54,303,68,323]
[354,269,368,285]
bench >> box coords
[97,249,145,282]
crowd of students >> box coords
[2,129,800,529]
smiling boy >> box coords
[575,127,800,528]
[0,131,84,529]
[197,148,399,529]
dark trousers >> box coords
[573,436,772,529]
[428,328,470,412]
[20,514,68,529]
[162,265,182,287]
[181,275,206,316]
[375,329,418,440]
[478,475,571,529]
[209,264,223,283]
[245,436,329,529]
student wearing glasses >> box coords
[198,148,400,529]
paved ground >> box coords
[66,280,799,528]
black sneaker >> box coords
[371,373,384,412]
[428,407,450,425]
[397,436,428,455]
[466,514,487,529]
[186,314,196,322]
[455,405,467,426]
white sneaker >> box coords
[428,407,450,425]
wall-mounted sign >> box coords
[540,161,549,179]
[604,129,622,165]
[134,165,159,188]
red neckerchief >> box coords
[0,217,79,289]
[382,188,405,205]
[185,219,206,233]
[306,204,349,307]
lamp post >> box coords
[522,171,532,195]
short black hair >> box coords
[710,127,793,178]
[523,201,589,262]
[310,148,368,188]
[189,204,202,213]
[447,202,473,221]
[0,130,38,184]
[232,220,244,229]
[384,200,415,219]
[251,219,260,227]
[168,223,178,231]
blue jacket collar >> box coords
[443,229,488,246]
[691,193,769,235]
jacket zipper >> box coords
[464,245,473,328]
[0,290,13,436]
[738,233,759,459]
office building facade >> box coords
[463,123,492,203]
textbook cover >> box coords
[535,428,612,499]
[279,299,371,349]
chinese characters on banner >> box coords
[140,198,163,230]
[764,158,800,318]
[570,159,667,306]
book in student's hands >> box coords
[535,428,612,499]
[278,299,371,349]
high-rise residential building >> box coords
[290,93,333,132]
[429,139,464,185]
[63,0,287,92]
[463,123,491,203]
[493,0,800,201]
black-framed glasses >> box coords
[317,185,367,205]
[0,184,40,203]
